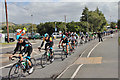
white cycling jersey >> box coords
[70,36,76,41]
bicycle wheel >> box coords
[41,54,48,68]
[8,63,24,80]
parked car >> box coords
[5,37,15,42]
[28,33,43,39]
[52,32,61,38]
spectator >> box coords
[97,31,103,42]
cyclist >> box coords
[85,32,89,42]
[74,32,78,39]
[9,35,33,74]
[80,33,85,44]
[61,35,72,55]
[58,33,64,48]
[38,33,54,61]
[74,32,79,45]
[69,34,76,49]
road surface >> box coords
[0,33,118,80]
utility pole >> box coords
[110,16,111,22]
[64,15,66,33]
[5,0,9,43]
[110,16,111,28]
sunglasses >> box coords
[18,39,22,42]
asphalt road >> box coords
[0,33,118,80]
[59,33,118,78]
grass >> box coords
[119,37,120,45]
[0,42,17,45]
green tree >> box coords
[117,19,120,29]
[110,22,116,29]
[80,6,89,22]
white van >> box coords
[52,32,61,38]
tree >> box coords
[80,6,89,22]
[117,19,120,29]
[110,22,116,29]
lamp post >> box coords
[31,14,33,36]
[55,21,57,32]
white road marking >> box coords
[70,42,101,79]
[0,46,15,49]
[0,62,15,70]
[57,64,74,78]
[87,42,101,58]
[57,46,90,78]
[70,64,83,79]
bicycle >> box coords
[70,43,75,54]
[40,46,54,68]
[80,37,85,44]
[61,44,73,61]
[61,44,68,61]
[75,40,78,47]
[8,56,36,80]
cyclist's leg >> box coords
[61,42,64,50]
[26,47,32,67]
[73,41,75,49]
[19,51,24,61]
[66,43,69,54]
[45,43,49,54]
[49,43,53,57]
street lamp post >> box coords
[31,14,33,36]
[55,21,57,32]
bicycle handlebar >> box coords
[10,56,20,61]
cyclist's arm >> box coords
[40,37,45,48]
[13,42,21,55]
[69,37,72,42]
[68,41,72,49]
[59,39,62,45]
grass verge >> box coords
[119,37,120,45]
[0,42,16,45]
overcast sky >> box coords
[0,0,119,24]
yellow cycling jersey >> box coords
[43,37,53,42]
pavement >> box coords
[0,33,119,80]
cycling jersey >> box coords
[13,39,32,56]
[41,37,53,48]
[86,34,88,38]
[74,34,78,39]
[70,36,76,42]
[62,38,69,45]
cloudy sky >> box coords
[0,0,119,24]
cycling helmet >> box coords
[62,35,66,38]
[72,34,74,36]
[16,34,22,40]
[44,33,49,38]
